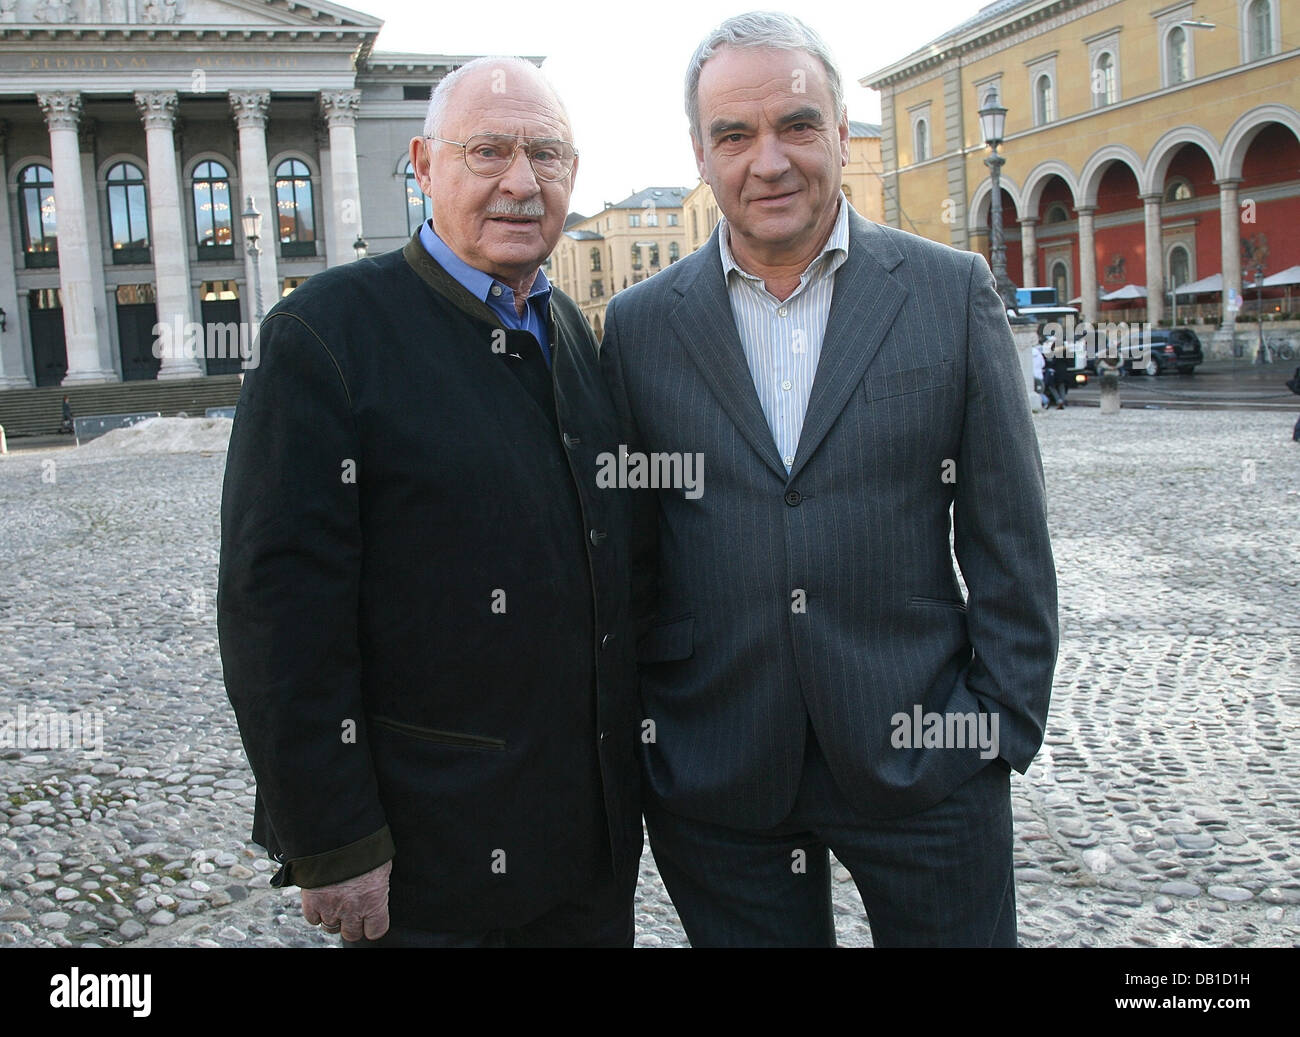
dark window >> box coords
[275,158,316,257]
[193,160,234,260]
[107,162,151,264]
[19,164,58,268]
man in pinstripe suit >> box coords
[600,12,1058,946]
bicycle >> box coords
[1265,337,1297,362]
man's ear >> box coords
[691,131,709,185]
[409,136,433,193]
[838,108,850,167]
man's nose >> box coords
[498,145,542,195]
[750,131,792,179]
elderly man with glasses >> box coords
[218,57,643,947]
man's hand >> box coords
[300,859,392,942]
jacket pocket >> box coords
[636,615,694,663]
[863,360,953,401]
[908,594,967,612]
[368,714,506,751]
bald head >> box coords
[423,57,571,141]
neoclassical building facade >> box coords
[863,0,1298,344]
[0,0,482,388]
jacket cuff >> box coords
[272,826,396,889]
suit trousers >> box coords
[644,723,1017,947]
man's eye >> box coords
[719,133,745,145]
[530,148,558,162]
[473,145,503,159]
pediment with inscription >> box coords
[0,0,383,28]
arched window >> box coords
[1045,203,1070,224]
[691,209,699,242]
[1050,260,1069,303]
[669,241,680,263]
[106,162,150,263]
[1248,0,1274,59]
[1035,74,1055,124]
[649,243,660,267]
[1094,52,1117,106]
[275,158,316,257]
[630,244,642,269]
[193,160,233,259]
[914,118,929,162]
[590,247,601,272]
[404,161,431,236]
[1164,178,1193,203]
[1167,244,1191,290]
[1167,26,1189,84]
[18,163,58,268]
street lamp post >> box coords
[978,93,1019,314]
[241,195,265,324]
[1254,260,1266,363]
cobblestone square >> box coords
[1,406,1297,947]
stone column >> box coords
[136,90,201,379]
[229,91,279,316]
[1077,205,1098,324]
[78,119,114,377]
[320,90,363,268]
[1019,217,1038,289]
[38,91,112,384]
[1217,179,1241,325]
[1142,193,1164,326]
[0,121,29,387]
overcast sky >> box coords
[353,0,986,215]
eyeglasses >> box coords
[425,133,577,182]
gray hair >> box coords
[685,11,845,140]
[422,56,568,139]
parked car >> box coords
[1082,327,1204,376]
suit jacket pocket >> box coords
[908,594,967,612]
[369,714,506,751]
[637,615,694,664]
[863,360,953,401]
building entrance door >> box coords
[28,288,67,387]
[115,284,160,381]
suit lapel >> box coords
[789,211,908,481]
[669,227,788,481]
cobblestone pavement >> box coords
[1,406,1297,948]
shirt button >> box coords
[781,379,792,391]
[490,285,503,297]
[777,307,788,317]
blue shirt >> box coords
[419,219,553,365]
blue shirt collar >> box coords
[419,219,552,305]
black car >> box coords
[1082,327,1204,376]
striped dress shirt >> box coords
[718,199,850,471]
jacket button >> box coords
[590,529,607,545]
[601,633,614,648]
[784,490,802,506]
[562,432,581,448]
[599,730,609,742]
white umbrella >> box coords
[1100,284,1147,301]
[1172,273,1222,296]
[1262,265,1300,287]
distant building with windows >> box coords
[0,0,494,388]
[679,120,888,257]
[862,0,1299,348]
[547,186,688,336]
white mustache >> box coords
[485,198,546,218]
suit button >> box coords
[599,730,609,743]
[562,432,581,448]
[601,633,614,648]
[785,490,802,506]
[590,529,607,545]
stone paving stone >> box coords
[1,409,1297,947]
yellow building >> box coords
[546,186,688,335]
[678,121,888,256]
[863,0,1299,348]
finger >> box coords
[362,903,390,941]
[301,899,323,926]
[339,911,366,943]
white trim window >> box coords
[1155,3,1197,86]
[1242,0,1279,61]
[1085,28,1122,108]
[1024,54,1057,127]
[906,100,933,164]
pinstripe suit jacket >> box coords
[600,207,1058,829]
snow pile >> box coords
[75,416,233,456]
